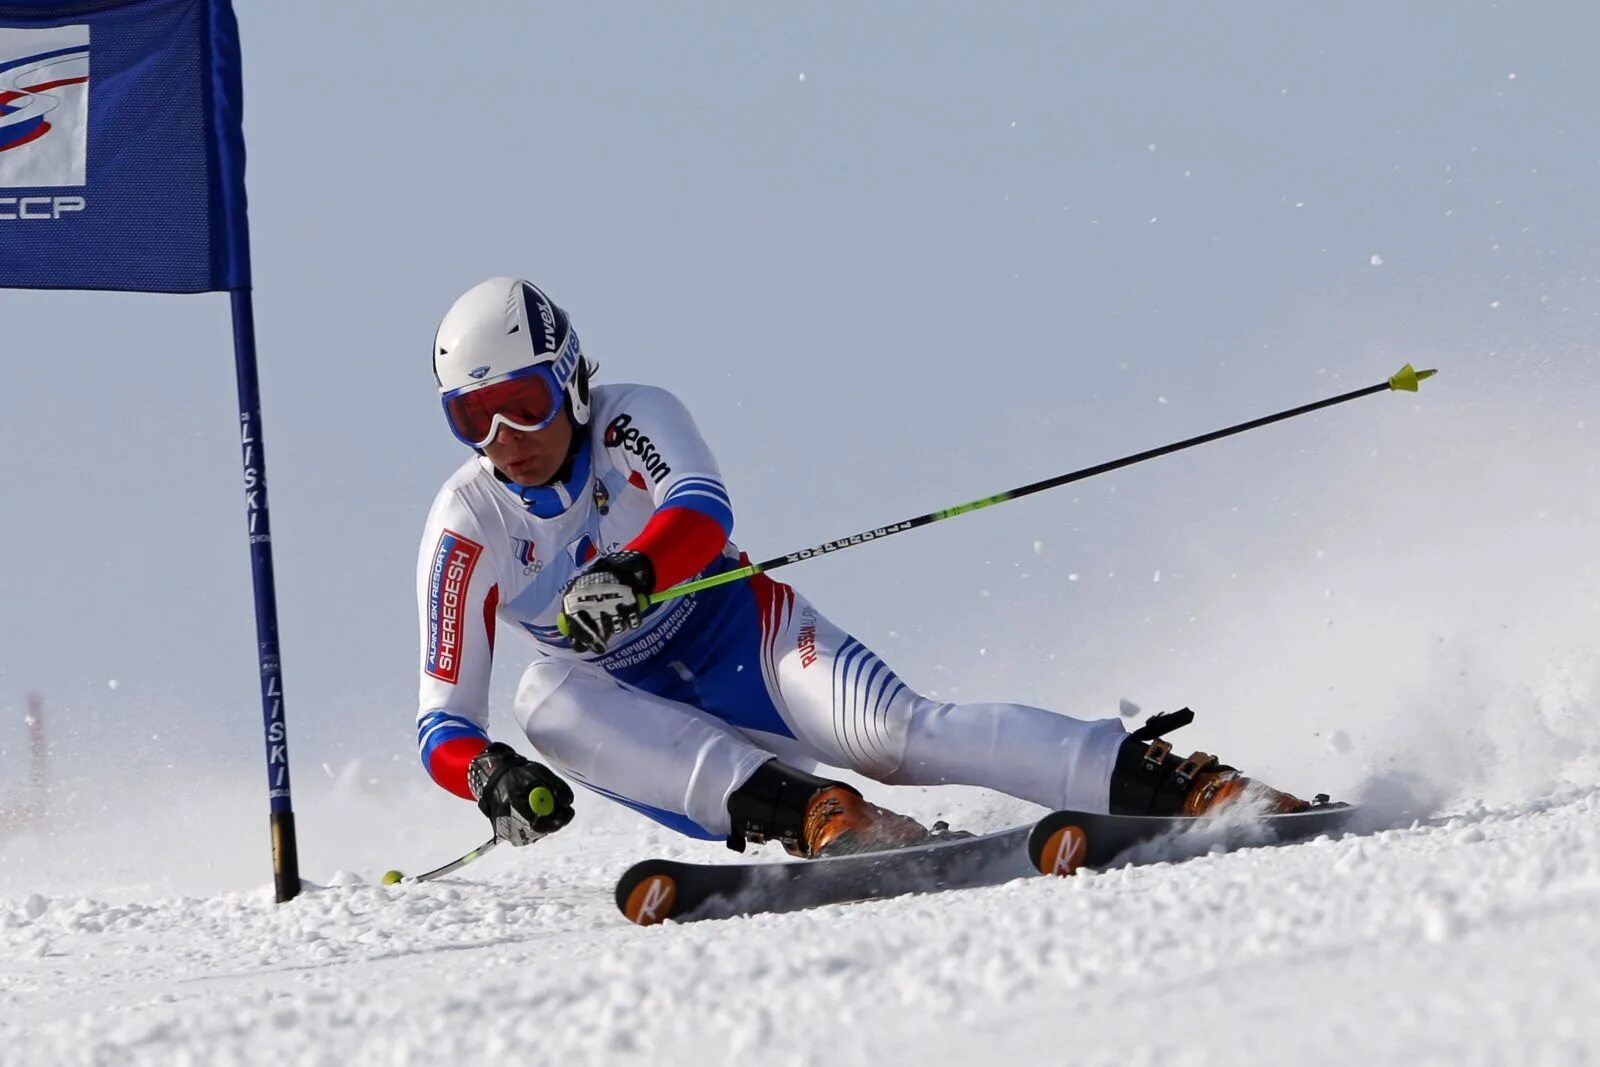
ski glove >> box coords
[559,549,655,655]
[467,742,575,846]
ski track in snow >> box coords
[4,788,1600,1066]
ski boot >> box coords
[726,759,930,858]
[800,785,931,857]
[1109,708,1311,817]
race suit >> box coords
[416,383,1127,839]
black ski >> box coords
[616,824,1037,925]
[1028,803,1357,877]
[615,803,1359,926]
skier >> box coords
[416,278,1310,860]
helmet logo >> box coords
[551,330,580,388]
[537,299,559,353]
[468,365,491,380]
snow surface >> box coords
[5,774,1600,1066]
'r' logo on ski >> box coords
[1043,824,1086,877]
[626,874,678,925]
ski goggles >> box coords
[441,363,567,448]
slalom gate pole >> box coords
[231,290,301,903]
[640,363,1437,607]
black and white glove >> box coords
[559,550,656,655]
[466,742,575,846]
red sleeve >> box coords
[427,736,488,800]
[625,506,730,591]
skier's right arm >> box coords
[414,503,499,800]
[413,491,577,843]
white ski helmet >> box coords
[433,277,591,447]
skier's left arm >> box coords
[616,387,734,588]
[563,386,734,652]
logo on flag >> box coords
[0,25,90,188]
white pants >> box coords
[513,577,1127,838]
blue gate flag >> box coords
[0,0,249,292]
[0,0,298,901]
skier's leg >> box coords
[511,656,778,839]
[744,579,1127,812]
[759,583,1306,815]
[516,654,920,855]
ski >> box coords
[615,802,1359,926]
[1028,803,1357,877]
[616,823,1038,925]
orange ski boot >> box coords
[725,759,931,858]
[801,785,931,858]
[1110,709,1312,817]
[1172,752,1311,816]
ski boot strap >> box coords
[1130,707,1195,742]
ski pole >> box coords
[382,785,558,885]
[561,363,1436,630]
[383,837,498,885]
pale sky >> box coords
[2,2,1597,804]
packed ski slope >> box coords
[5,362,1596,1064]
[4,765,1599,1066]
[5,392,1596,1065]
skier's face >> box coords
[483,406,574,485]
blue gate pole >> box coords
[230,287,300,903]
